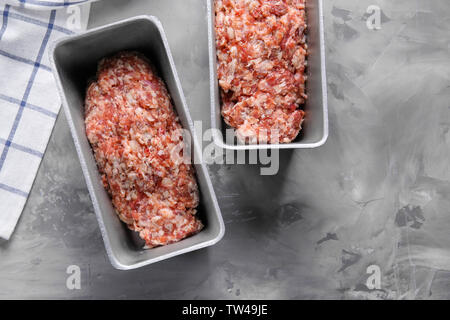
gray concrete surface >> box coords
[0,0,449,299]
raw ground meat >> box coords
[215,0,307,143]
[85,52,203,248]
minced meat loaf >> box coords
[215,0,307,143]
[85,52,203,248]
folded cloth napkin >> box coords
[0,0,92,240]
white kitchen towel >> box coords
[0,0,92,240]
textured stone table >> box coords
[0,0,449,299]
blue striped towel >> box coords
[0,0,92,240]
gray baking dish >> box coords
[207,0,329,150]
[49,16,225,270]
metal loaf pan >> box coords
[207,0,329,150]
[49,16,225,270]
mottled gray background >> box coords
[0,0,449,299]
